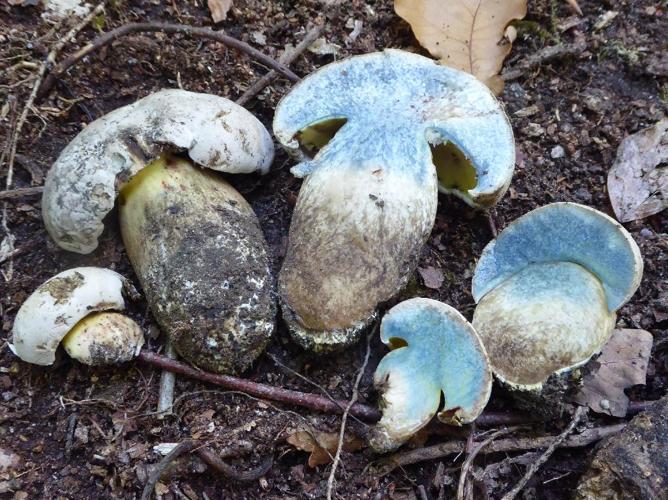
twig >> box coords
[141,440,196,500]
[457,428,515,500]
[326,326,374,500]
[64,413,77,459]
[5,4,105,191]
[236,25,323,106]
[157,340,177,419]
[501,406,588,500]
[196,447,273,482]
[38,22,299,99]
[501,41,587,81]
[137,350,379,421]
[0,186,44,201]
[378,423,626,474]
[137,351,652,427]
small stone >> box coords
[74,424,89,444]
[600,399,610,410]
[551,145,566,159]
[524,123,545,137]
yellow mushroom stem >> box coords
[62,311,144,365]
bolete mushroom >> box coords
[9,267,144,366]
[471,202,643,415]
[41,89,276,374]
[273,49,515,352]
[370,298,492,452]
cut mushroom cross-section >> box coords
[274,49,515,352]
[370,298,492,453]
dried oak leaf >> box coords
[608,118,668,222]
[394,0,527,94]
[574,329,653,417]
[207,0,233,23]
[418,266,444,289]
[287,430,364,467]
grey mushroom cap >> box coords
[42,89,274,254]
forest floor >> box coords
[1,0,666,498]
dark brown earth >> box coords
[1,0,666,498]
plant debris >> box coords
[287,430,365,467]
[394,0,527,94]
[574,329,653,417]
[607,118,668,223]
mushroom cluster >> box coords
[273,50,515,352]
[40,89,276,374]
[10,267,144,366]
[471,203,643,414]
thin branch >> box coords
[156,340,177,418]
[5,4,105,191]
[141,440,196,500]
[501,406,588,500]
[196,447,273,482]
[0,186,44,201]
[137,350,380,421]
[378,423,626,474]
[326,325,374,500]
[501,41,587,81]
[38,22,299,98]
[457,428,515,500]
[236,25,323,106]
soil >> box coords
[1,0,666,499]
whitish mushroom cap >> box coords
[42,89,275,254]
[370,298,492,452]
[273,49,515,207]
[10,267,130,365]
[472,203,643,312]
[472,262,616,389]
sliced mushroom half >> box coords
[273,49,515,352]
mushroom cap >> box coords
[472,202,643,312]
[62,312,144,366]
[10,267,130,365]
[42,89,274,254]
[370,298,492,452]
[273,49,515,207]
[473,262,616,389]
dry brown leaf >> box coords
[287,430,364,467]
[607,118,668,222]
[574,329,653,417]
[418,266,444,289]
[394,0,527,94]
[207,0,233,23]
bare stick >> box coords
[236,26,323,106]
[0,186,44,201]
[137,350,379,421]
[196,448,273,482]
[157,340,177,418]
[38,22,299,98]
[457,428,515,500]
[326,326,374,500]
[501,406,588,500]
[379,422,625,474]
[501,41,587,81]
[141,440,196,500]
[5,4,105,191]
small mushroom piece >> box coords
[369,298,492,453]
[274,49,515,352]
[41,90,276,374]
[471,203,643,414]
[9,267,143,366]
